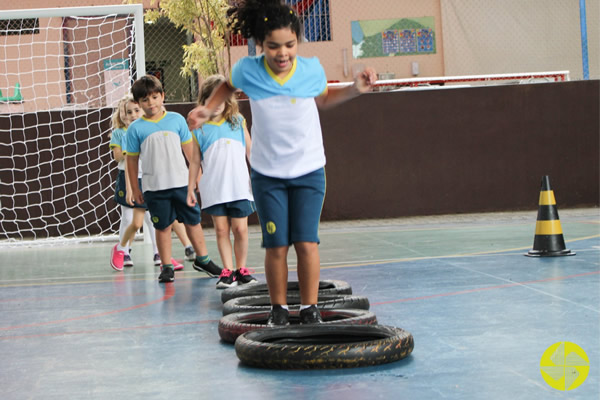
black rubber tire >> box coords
[222,293,370,316]
[221,280,352,304]
[235,324,414,369]
[218,308,377,344]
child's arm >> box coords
[187,81,237,130]
[126,155,144,205]
[243,123,252,162]
[315,67,377,109]
[124,158,135,206]
[111,147,125,163]
[182,141,202,207]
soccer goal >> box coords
[0,5,145,246]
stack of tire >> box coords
[219,280,414,369]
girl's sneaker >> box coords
[123,254,134,267]
[110,244,124,271]
[216,269,237,289]
[234,267,258,285]
[172,258,184,271]
[153,253,161,266]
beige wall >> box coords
[230,0,444,82]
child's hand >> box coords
[126,191,135,207]
[131,188,144,206]
[187,106,210,130]
[355,67,377,93]
[186,189,197,208]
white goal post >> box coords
[0,5,145,246]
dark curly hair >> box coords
[228,0,302,45]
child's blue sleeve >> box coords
[125,126,140,155]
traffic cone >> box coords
[525,176,575,257]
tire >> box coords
[222,293,370,316]
[235,324,414,369]
[218,308,377,344]
[221,280,352,304]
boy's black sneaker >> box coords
[158,267,174,283]
[299,305,323,324]
[193,259,222,278]
[267,305,290,327]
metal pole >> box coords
[579,0,589,80]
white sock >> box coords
[117,243,127,253]
[299,304,314,311]
[273,304,289,311]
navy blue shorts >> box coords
[143,186,201,230]
[251,168,326,248]
[203,200,255,218]
[113,170,147,209]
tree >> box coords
[127,0,231,79]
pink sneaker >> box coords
[172,258,184,271]
[110,244,124,271]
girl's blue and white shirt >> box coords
[230,54,328,179]
[109,128,126,170]
[193,115,253,210]
[125,111,192,192]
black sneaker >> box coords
[267,305,290,326]
[299,305,323,324]
[234,267,258,285]
[158,267,174,283]
[193,259,222,278]
[216,269,237,289]
[184,246,195,261]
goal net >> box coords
[0,5,145,246]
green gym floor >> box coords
[1,208,598,400]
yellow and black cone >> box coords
[526,176,575,257]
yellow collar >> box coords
[264,56,297,86]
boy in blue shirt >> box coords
[125,75,222,282]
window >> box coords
[229,0,331,46]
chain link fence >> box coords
[143,17,199,103]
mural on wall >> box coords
[352,17,436,59]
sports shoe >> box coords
[110,244,124,271]
[153,253,161,266]
[299,305,323,324]
[184,246,195,261]
[123,254,134,267]
[172,258,184,271]
[216,269,237,289]
[267,305,290,327]
[193,259,222,278]
[158,266,174,283]
[234,267,257,285]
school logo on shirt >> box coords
[266,221,276,235]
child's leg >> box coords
[212,215,233,270]
[120,208,145,248]
[155,224,173,266]
[185,223,209,257]
[265,246,289,306]
[293,242,321,305]
[231,217,249,270]
[143,211,159,254]
[119,206,134,247]
[172,220,192,247]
